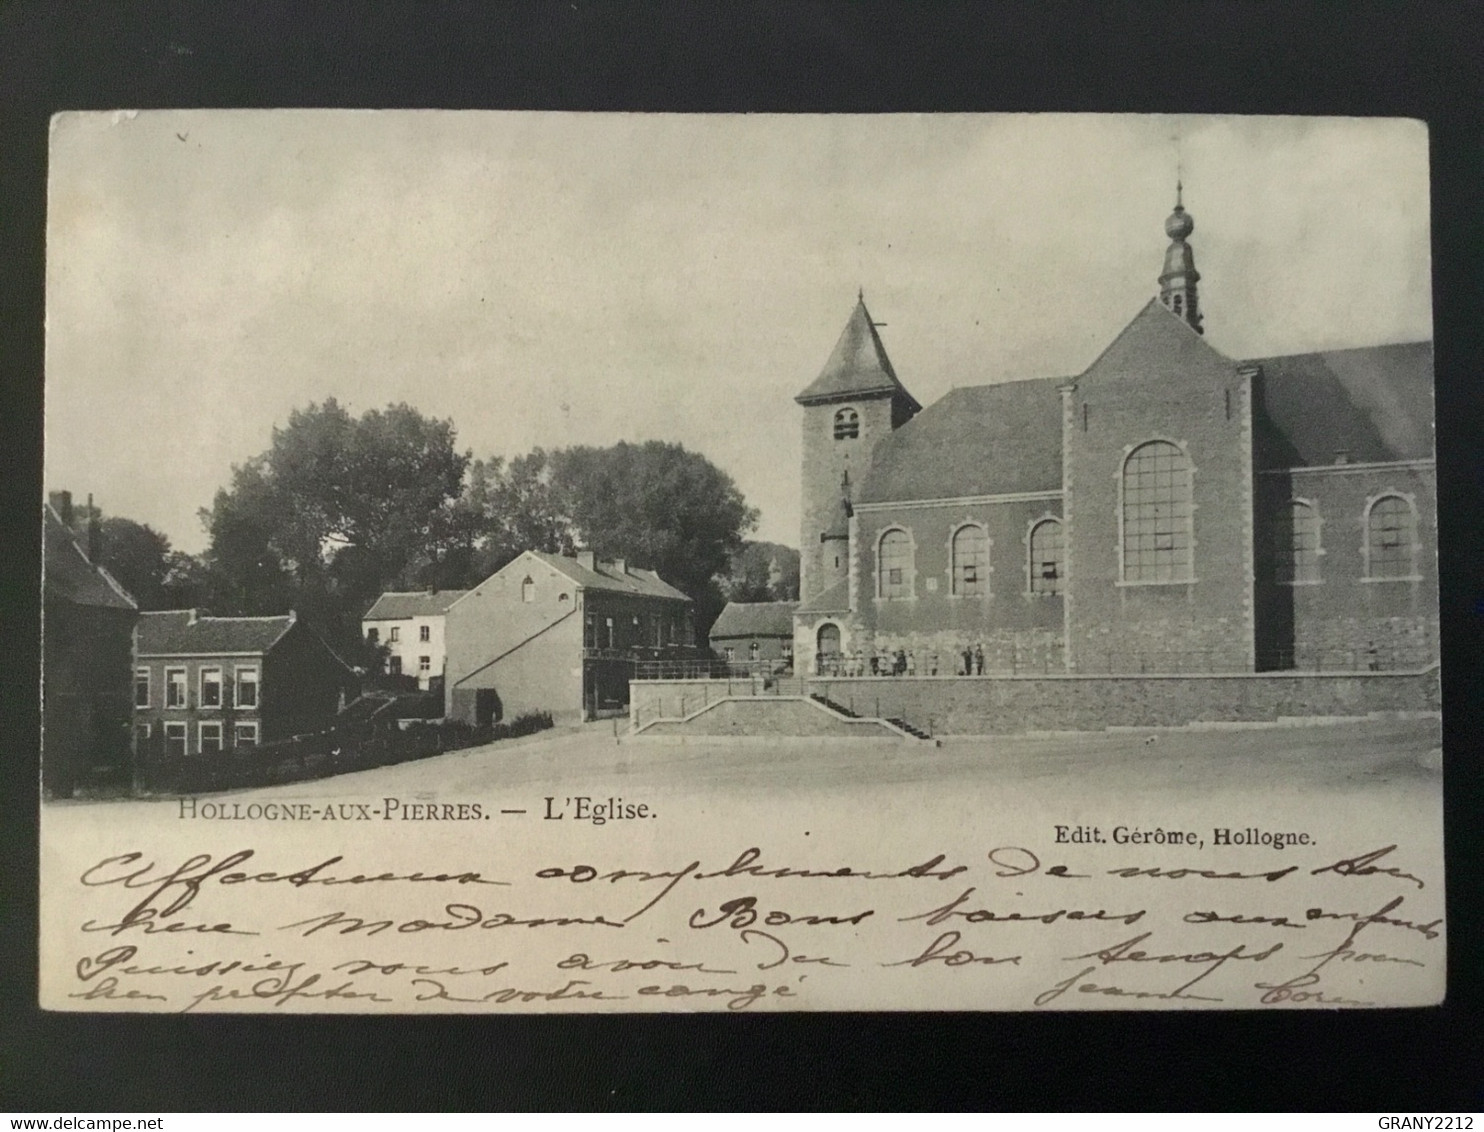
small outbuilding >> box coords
[445,550,695,725]
[708,600,797,672]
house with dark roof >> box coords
[134,609,358,760]
[445,550,695,724]
[362,588,468,690]
[42,495,138,796]
[794,191,1437,680]
[709,600,797,670]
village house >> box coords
[134,609,358,758]
[42,493,137,796]
[444,550,694,725]
[362,588,468,690]
[793,189,1437,681]
[708,600,797,671]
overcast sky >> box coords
[45,112,1431,553]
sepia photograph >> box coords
[39,111,1443,1014]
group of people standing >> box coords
[818,643,987,678]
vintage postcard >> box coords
[40,111,1442,1012]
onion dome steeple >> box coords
[1158,181,1203,334]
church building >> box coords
[793,190,1437,679]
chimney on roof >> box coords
[613,557,627,575]
[86,494,101,562]
[426,584,437,596]
[576,549,596,571]
[1334,450,1351,465]
[187,608,198,626]
[49,490,73,527]
[287,609,298,624]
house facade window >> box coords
[418,655,431,675]
[134,722,152,749]
[521,576,535,602]
[1274,500,1322,583]
[234,721,259,747]
[419,624,431,642]
[878,529,913,599]
[198,721,223,755]
[200,667,222,708]
[134,668,150,708]
[1121,440,1193,582]
[389,626,400,642]
[1029,518,1064,595]
[389,656,402,675]
[833,407,859,440]
[951,524,989,597]
[234,666,259,708]
[367,627,379,644]
[165,667,187,708]
[164,721,187,757]
[1365,494,1419,579]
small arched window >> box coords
[1122,440,1193,582]
[1028,519,1064,595]
[878,529,912,599]
[1274,501,1321,583]
[951,524,989,596]
[833,408,860,440]
[521,576,535,603]
[1366,495,1418,579]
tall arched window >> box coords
[833,407,860,440]
[951,524,989,596]
[1028,518,1064,595]
[1366,494,1418,579]
[878,529,912,599]
[1274,501,1321,583]
[1121,440,1193,582]
[521,576,535,602]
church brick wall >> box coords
[847,497,1065,673]
[806,668,1439,735]
[1254,464,1439,669]
[1063,326,1255,672]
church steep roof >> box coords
[796,298,921,410]
[1248,342,1434,468]
[856,377,1065,504]
[795,577,851,615]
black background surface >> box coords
[2,0,1481,1111]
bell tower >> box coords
[1158,182,1203,333]
[795,293,919,604]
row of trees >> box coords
[80,399,799,656]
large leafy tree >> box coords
[200,399,469,645]
[721,540,800,603]
[548,442,757,605]
[453,440,758,633]
[93,516,171,608]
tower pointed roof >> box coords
[795,296,920,409]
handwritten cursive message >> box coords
[42,823,1445,1012]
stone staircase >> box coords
[812,692,934,741]
[885,716,933,741]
